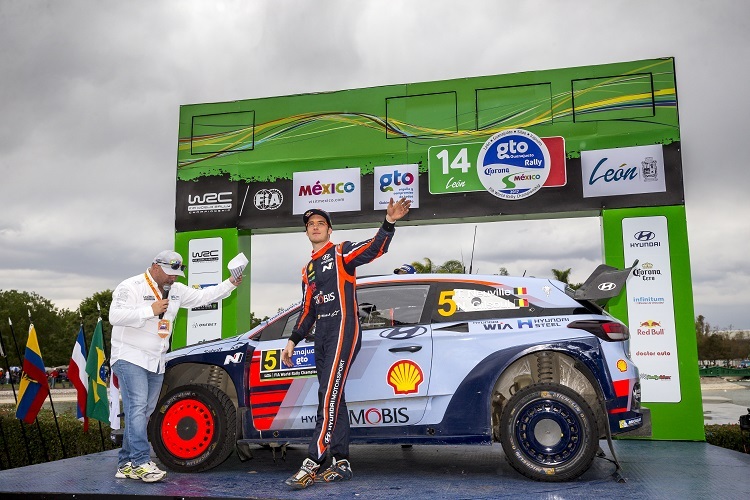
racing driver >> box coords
[281,197,411,489]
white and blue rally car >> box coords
[147,262,645,482]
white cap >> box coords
[153,250,185,277]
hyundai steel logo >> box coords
[634,231,655,241]
[598,282,617,291]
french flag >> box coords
[68,326,89,431]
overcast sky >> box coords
[1,0,749,329]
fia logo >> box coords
[253,189,283,210]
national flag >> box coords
[68,325,89,431]
[513,287,527,295]
[15,324,50,424]
[515,298,529,307]
[109,373,121,430]
[85,319,109,424]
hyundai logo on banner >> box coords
[634,231,656,241]
[580,144,666,198]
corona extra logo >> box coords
[387,360,424,395]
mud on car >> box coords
[147,263,646,482]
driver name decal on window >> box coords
[259,347,317,380]
[439,288,529,317]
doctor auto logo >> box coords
[188,192,232,213]
[477,129,551,200]
[253,188,283,210]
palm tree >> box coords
[411,258,435,274]
[551,268,572,283]
[436,259,465,274]
[551,267,582,290]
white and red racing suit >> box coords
[288,219,395,462]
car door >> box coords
[345,283,433,428]
[248,308,321,431]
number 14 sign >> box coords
[427,136,566,195]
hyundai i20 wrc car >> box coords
[147,262,645,482]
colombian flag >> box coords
[15,324,50,424]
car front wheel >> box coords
[148,384,237,472]
[499,382,598,482]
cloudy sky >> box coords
[1,0,748,329]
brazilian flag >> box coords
[85,320,109,424]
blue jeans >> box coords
[112,360,164,468]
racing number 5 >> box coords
[437,290,457,317]
[263,349,279,371]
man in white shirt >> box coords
[110,250,242,482]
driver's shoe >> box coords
[284,458,319,489]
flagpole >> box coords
[74,311,89,432]
[93,306,106,451]
[6,316,36,465]
[26,310,53,463]
[29,310,67,459]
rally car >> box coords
[147,262,645,482]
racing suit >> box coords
[289,220,395,462]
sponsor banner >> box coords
[293,167,361,214]
[187,237,223,345]
[623,216,680,403]
[477,129,551,200]
[581,144,666,198]
[427,135,566,195]
[259,346,316,380]
[374,164,419,209]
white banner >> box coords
[581,144,666,198]
[623,216,680,403]
[373,164,419,209]
[187,237,223,345]
[293,168,361,214]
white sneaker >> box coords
[115,462,133,479]
[131,460,167,482]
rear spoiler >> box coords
[565,260,638,305]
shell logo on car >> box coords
[387,360,423,395]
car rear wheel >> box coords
[499,382,598,482]
[148,384,237,472]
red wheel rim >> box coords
[160,398,215,459]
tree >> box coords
[551,268,582,290]
[551,268,572,283]
[0,290,71,367]
[411,258,435,274]
[436,259,465,274]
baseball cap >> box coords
[394,264,416,274]
[153,250,186,277]
[303,208,332,228]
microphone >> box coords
[159,284,171,319]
